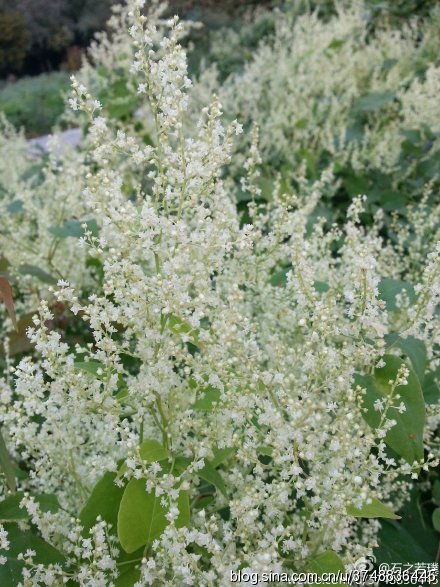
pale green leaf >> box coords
[347,497,400,519]
[139,440,169,463]
[118,479,168,553]
[307,550,345,574]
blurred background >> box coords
[0,0,433,137]
[0,0,272,136]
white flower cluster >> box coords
[0,1,438,585]
[195,2,440,182]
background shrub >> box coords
[0,72,70,136]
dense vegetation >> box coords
[0,0,439,585]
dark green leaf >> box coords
[80,472,124,533]
[269,266,290,287]
[258,446,273,457]
[199,462,227,497]
[210,448,235,468]
[18,265,57,285]
[352,91,395,113]
[355,355,425,464]
[115,564,141,587]
[423,367,440,405]
[378,278,415,312]
[432,508,440,532]
[0,494,27,521]
[6,200,24,214]
[381,58,397,72]
[385,334,427,382]
[0,427,16,493]
[432,480,440,506]
[48,219,98,239]
[0,492,59,522]
[375,489,437,564]
[0,523,65,585]
[314,281,329,293]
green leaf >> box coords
[327,38,346,51]
[118,479,168,553]
[86,256,105,283]
[0,523,65,585]
[193,386,221,410]
[109,78,129,99]
[80,472,124,533]
[258,446,273,457]
[96,66,108,77]
[355,355,425,464]
[352,90,395,113]
[107,99,138,120]
[6,199,24,214]
[35,494,60,513]
[378,278,415,312]
[314,280,329,293]
[199,461,227,498]
[432,480,440,506]
[117,479,190,555]
[194,494,214,510]
[176,491,190,528]
[139,440,169,463]
[0,494,28,521]
[307,550,345,574]
[385,334,427,382]
[375,488,437,564]
[269,266,290,287]
[294,117,308,129]
[167,315,199,346]
[173,456,191,474]
[115,565,141,587]
[342,173,370,198]
[115,387,129,402]
[18,264,57,285]
[0,427,16,493]
[48,219,99,239]
[74,361,104,376]
[381,58,397,72]
[433,508,440,532]
[423,367,440,405]
[347,497,400,519]
[210,448,235,468]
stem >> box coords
[154,393,169,449]
[0,426,16,493]
[139,416,144,445]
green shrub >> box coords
[0,72,70,136]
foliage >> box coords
[0,12,29,76]
[194,1,440,227]
[0,0,438,585]
[0,72,70,136]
